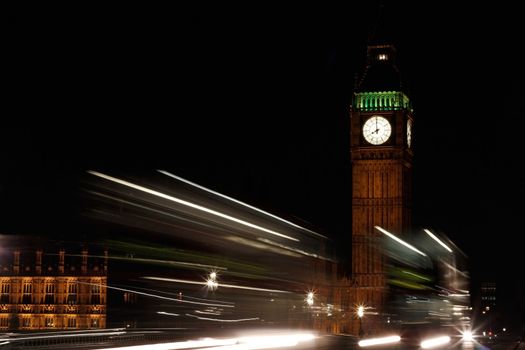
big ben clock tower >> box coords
[350,41,413,333]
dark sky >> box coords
[4,2,524,324]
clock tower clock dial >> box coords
[363,115,392,145]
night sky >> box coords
[4,2,524,326]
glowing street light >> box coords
[462,330,473,342]
[357,305,365,337]
[306,292,314,306]
[206,271,219,291]
[357,305,364,318]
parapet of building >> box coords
[0,246,108,331]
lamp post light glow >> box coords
[305,291,315,328]
[357,305,364,318]
[357,305,365,337]
[206,271,219,291]
[306,292,314,306]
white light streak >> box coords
[64,253,227,271]
[420,336,451,349]
[257,237,335,261]
[441,261,470,277]
[76,281,233,308]
[157,311,180,316]
[144,277,291,294]
[424,229,452,252]
[186,313,259,323]
[375,226,427,256]
[224,236,301,258]
[89,171,298,242]
[358,336,400,347]
[194,309,221,315]
[158,170,326,238]
[98,332,315,350]
[0,330,126,342]
[99,337,238,350]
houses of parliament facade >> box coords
[0,244,107,331]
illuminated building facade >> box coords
[479,281,497,332]
[480,282,496,309]
[350,40,413,334]
[0,246,107,331]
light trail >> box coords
[89,171,299,242]
[144,276,291,294]
[57,252,227,271]
[76,281,234,308]
[185,313,259,322]
[158,170,326,238]
[375,226,427,256]
[0,329,127,342]
[358,335,400,347]
[98,337,238,350]
[157,311,181,316]
[98,332,316,350]
[113,284,235,305]
[424,229,452,252]
[194,309,221,315]
[257,238,334,261]
[420,336,451,349]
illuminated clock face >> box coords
[407,119,412,148]
[362,115,392,145]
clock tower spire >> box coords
[349,18,414,334]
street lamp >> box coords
[305,291,314,328]
[306,292,314,306]
[206,271,218,291]
[357,305,365,337]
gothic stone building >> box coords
[0,245,107,331]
